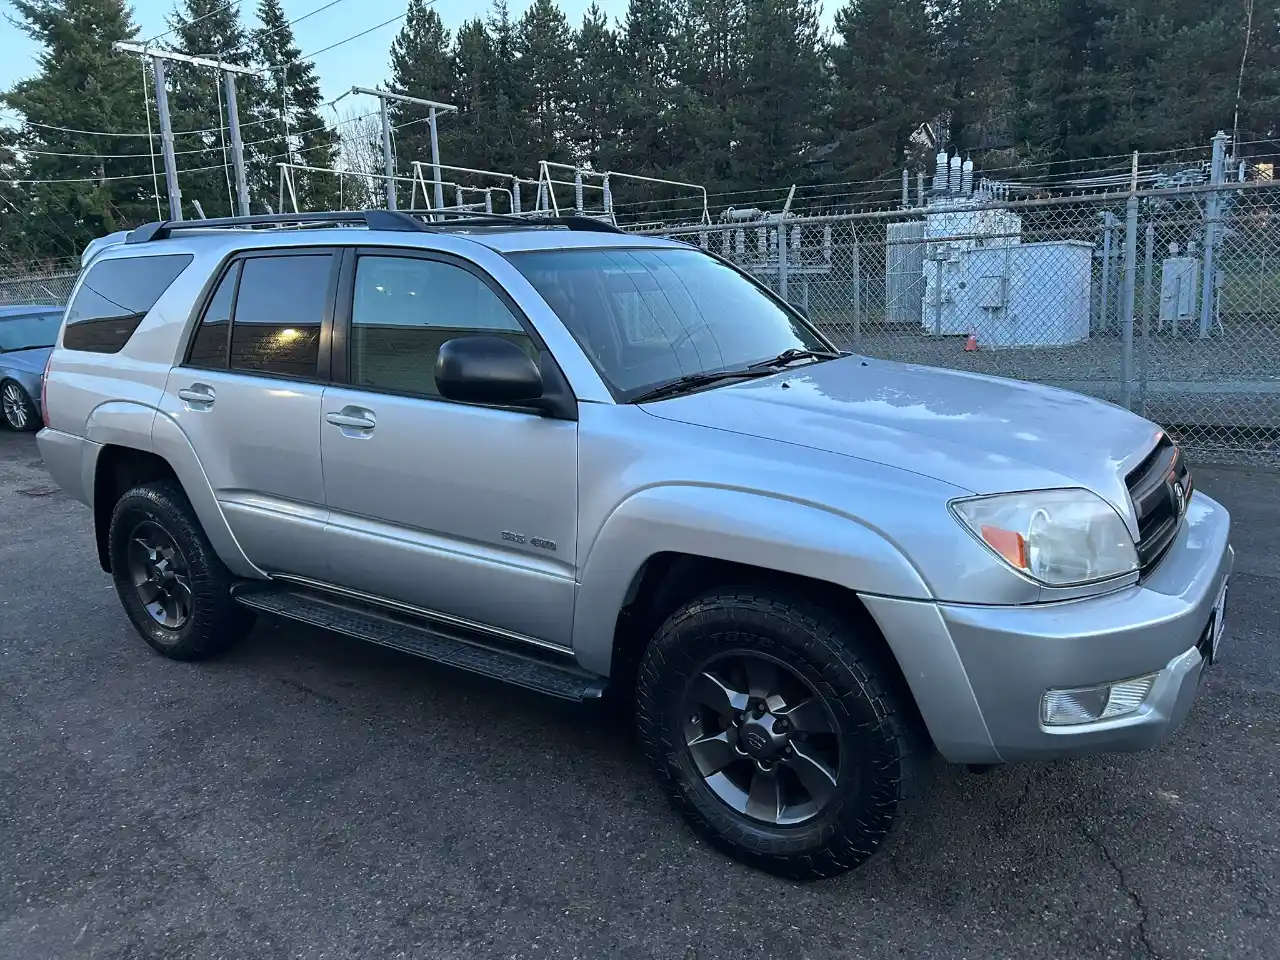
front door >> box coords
[160,249,338,580]
[319,250,578,647]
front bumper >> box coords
[863,492,1233,764]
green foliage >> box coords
[2,0,155,259]
[251,0,339,212]
[165,0,262,219]
[2,0,1278,256]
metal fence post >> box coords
[1100,212,1115,330]
[1200,131,1228,338]
[1120,195,1139,410]
[778,218,788,302]
[1140,222,1155,414]
[852,239,861,350]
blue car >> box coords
[1,304,64,431]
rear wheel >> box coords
[1,380,38,431]
[108,481,255,660]
[635,587,924,880]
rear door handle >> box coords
[325,408,376,433]
[177,384,215,408]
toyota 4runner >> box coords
[37,210,1233,880]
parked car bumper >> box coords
[863,492,1233,764]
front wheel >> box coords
[108,480,255,660]
[1,380,39,431]
[635,587,925,880]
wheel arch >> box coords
[573,485,934,714]
[92,428,263,579]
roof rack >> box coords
[126,209,626,244]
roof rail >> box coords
[125,208,627,244]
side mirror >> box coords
[435,335,544,406]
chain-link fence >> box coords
[638,179,1280,467]
[0,262,77,308]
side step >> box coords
[232,584,606,702]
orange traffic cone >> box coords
[964,332,978,352]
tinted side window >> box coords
[186,262,240,369]
[63,254,194,353]
[229,255,330,378]
[350,255,530,397]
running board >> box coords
[232,584,606,702]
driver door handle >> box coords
[325,408,376,432]
[177,384,215,409]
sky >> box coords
[0,0,628,119]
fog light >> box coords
[1041,675,1157,726]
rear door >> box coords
[159,248,338,579]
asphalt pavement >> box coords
[0,428,1276,960]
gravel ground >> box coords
[0,429,1276,960]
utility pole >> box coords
[114,41,259,220]
[350,87,457,211]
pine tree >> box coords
[487,0,538,174]
[830,0,944,181]
[251,0,338,212]
[616,0,696,175]
[570,4,622,169]
[387,0,456,202]
[517,0,574,164]
[733,0,826,189]
[167,0,262,219]
[450,18,505,176]
[678,0,745,189]
[2,0,157,258]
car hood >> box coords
[0,346,52,375]
[641,355,1162,525]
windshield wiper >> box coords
[630,368,776,404]
[747,347,842,370]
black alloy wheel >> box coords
[126,519,194,629]
[683,651,840,825]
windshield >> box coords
[0,310,62,352]
[508,247,833,401]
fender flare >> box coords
[148,411,264,579]
[571,484,932,675]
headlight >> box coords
[951,489,1137,586]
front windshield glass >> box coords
[0,311,62,352]
[508,247,832,401]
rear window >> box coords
[63,253,194,353]
[0,311,62,352]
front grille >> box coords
[1125,436,1192,574]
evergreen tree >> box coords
[2,0,156,258]
[830,0,944,181]
[616,0,697,175]
[251,0,338,212]
[450,18,505,175]
[733,0,826,189]
[517,0,575,164]
[678,0,745,189]
[387,0,456,201]
[570,4,623,169]
[167,0,262,218]
[486,0,538,173]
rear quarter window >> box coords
[62,253,194,353]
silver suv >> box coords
[39,210,1233,880]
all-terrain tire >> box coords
[108,480,255,660]
[635,586,926,881]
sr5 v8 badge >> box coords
[502,531,556,552]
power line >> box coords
[141,0,238,47]
[219,0,354,58]
[264,12,407,71]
